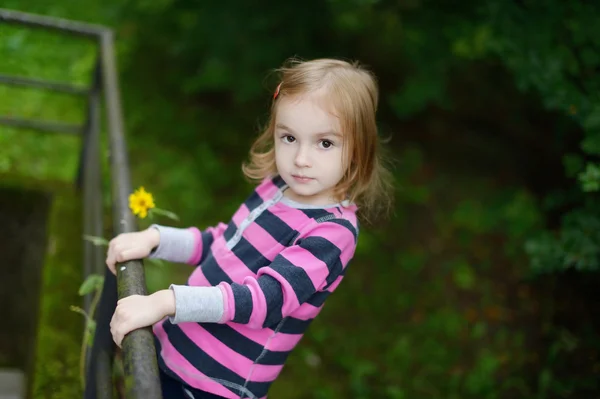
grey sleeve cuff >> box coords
[169,284,225,324]
[148,224,196,264]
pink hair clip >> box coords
[273,82,282,99]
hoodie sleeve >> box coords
[217,219,357,329]
[148,222,227,265]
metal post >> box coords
[100,30,162,399]
[83,61,115,399]
[82,59,103,312]
[0,8,104,37]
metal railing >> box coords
[0,9,162,399]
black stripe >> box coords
[277,317,314,335]
[155,336,227,399]
[199,230,214,265]
[223,221,237,241]
[201,323,291,365]
[272,175,287,188]
[244,190,263,212]
[306,290,331,307]
[163,322,272,398]
[270,255,316,305]
[232,237,271,273]
[299,208,334,220]
[328,218,358,242]
[298,236,343,289]
[231,284,253,324]
[254,210,299,246]
[258,275,284,328]
[201,252,233,285]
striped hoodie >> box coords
[149,175,359,398]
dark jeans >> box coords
[159,368,227,399]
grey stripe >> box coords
[169,285,224,324]
[148,225,197,263]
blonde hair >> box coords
[242,57,394,223]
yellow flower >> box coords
[129,186,155,219]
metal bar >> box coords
[0,74,89,95]
[81,58,107,397]
[0,8,105,37]
[100,30,162,399]
[0,116,82,134]
[81,59,103,313]
[84,61,115,399]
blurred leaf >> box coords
[150,207,180,222]
[83,235,109,247]
[452,260,476,290]
[78,274,104,296]
[581,133,600,156]
[578,163,600,192]
[86,320,96,347]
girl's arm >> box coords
[148,222,228,265]
[167,219,357,327]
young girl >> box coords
[106,58,393,399]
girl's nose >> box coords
[294,146,311,168]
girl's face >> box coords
[274,92,348,205]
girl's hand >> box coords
[105,228,160,274]
[110,290,175,348]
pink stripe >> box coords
[327,275,344,291]
[317,221,355,245]
[226,323,304,351]
[269,247,330,288]
[219,282,235,323]
[243,222,284,259]
[255,177,277,201]
[263,330,304,352]
[340,246,355,265]
[245,363,283,385]
[218,284,231,323]
[153,323,238,398]
[269,205,311,229]
[346,211,358,226]
[206,222,229,238]
[178,323,282,382]
[232,204,250,226]
[187,267,212,287]
[291,302,322,320]
[186,227,203,265]
[215,246,256,277]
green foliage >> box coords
[471,1,600,272]
[526,203,600,272]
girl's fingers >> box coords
[105,251,115,274]
[116,247,146,266]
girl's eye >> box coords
[320,140,334,149]
[282,135,295,143]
